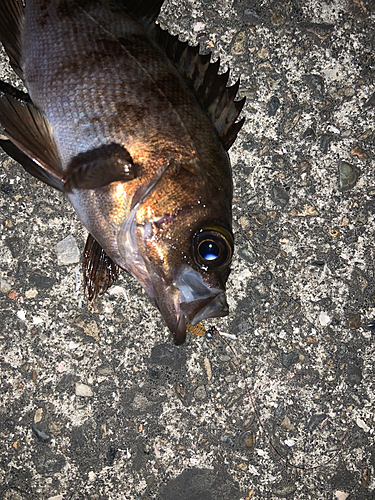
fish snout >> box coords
[153,266,229,345]
[179,291,229,326]
[174,265,229,343]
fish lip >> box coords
[162,290,228,345]
[174,293,228,345]
[181,291,229,326]
[173,315,187,345]
[174,264,229,332]
[152,265,229,344]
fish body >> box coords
[0,0,245,343]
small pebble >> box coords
[320,134,335,153]
[106,446,117,465]
[335,492,348,500]
[305,336,316,344]
[257,48,269,59]
[25,289,38,299]
[325,67,341,82]
[327,124,341,135]
[299,160,311,173]
[350,146,367,159]
[34,408,43,423]
[32,426,51,443]
[271,11,285,25]
[338,160,359,191]
[292,205,319,217]
[237,462,248,471]
[88,471,96,482]
[194,385,207,401]
[238,216,250,230]
[222,435,235,447]
[271,185,289,207]
[108,285,129,300]
[356,418,370,433]
[272,483,297,497]
[283,113,300,134]
[55,234,80,265]
[304,74,325,96]
[176,382,185,398]
[346,364,362,386]
[204,357,212,381]
[284,439,295,447]
[281,416,294,430]
[302,127,316,140]
[281,351,299,369]
[341,217,349,226]
[75,383,94,397]
[267,77,281,91]
[319,311,331,327]
[238,243,257,262]
[268,96,280,116]
[17,310,26,321]
[241,431,255,450]
[308,413,327,432]
[248,465,260,476]
[358,129,372,140]
[193,21,205,32]
[0,280,12,293]
[348,314,361,330]
[253,213,267,225]
[232,31,246,55]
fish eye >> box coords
[192,226,233,271]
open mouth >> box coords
[166,265,229,344]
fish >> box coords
[0,0,245,344]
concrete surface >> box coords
[0,0,374,499]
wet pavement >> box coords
[0,0,374,499]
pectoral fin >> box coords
[83,234,120,300]
[0,83,65,189]
[0,0,24,79]
[0,137,64,191]
[64,144,138,192]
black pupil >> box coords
[192,227,233,271]
[199,240,220,261]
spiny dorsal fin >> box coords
[0,0,24,79]
[83,234,120,300]
[155,26,246,151]
[0,84,65,188]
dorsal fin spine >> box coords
[155,25,245,150]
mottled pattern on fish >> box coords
[0,0,245,343]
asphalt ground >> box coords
[0,0,374,499]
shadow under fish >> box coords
[0,0,245,344]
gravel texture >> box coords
[0,0,375,499]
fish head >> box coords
[118,158,233,344]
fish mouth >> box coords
[154,265,229,345]
[119,215,228,344]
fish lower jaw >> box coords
[173,315,188,345]
[172,291,229,345]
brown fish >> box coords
[0,0,245,344]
